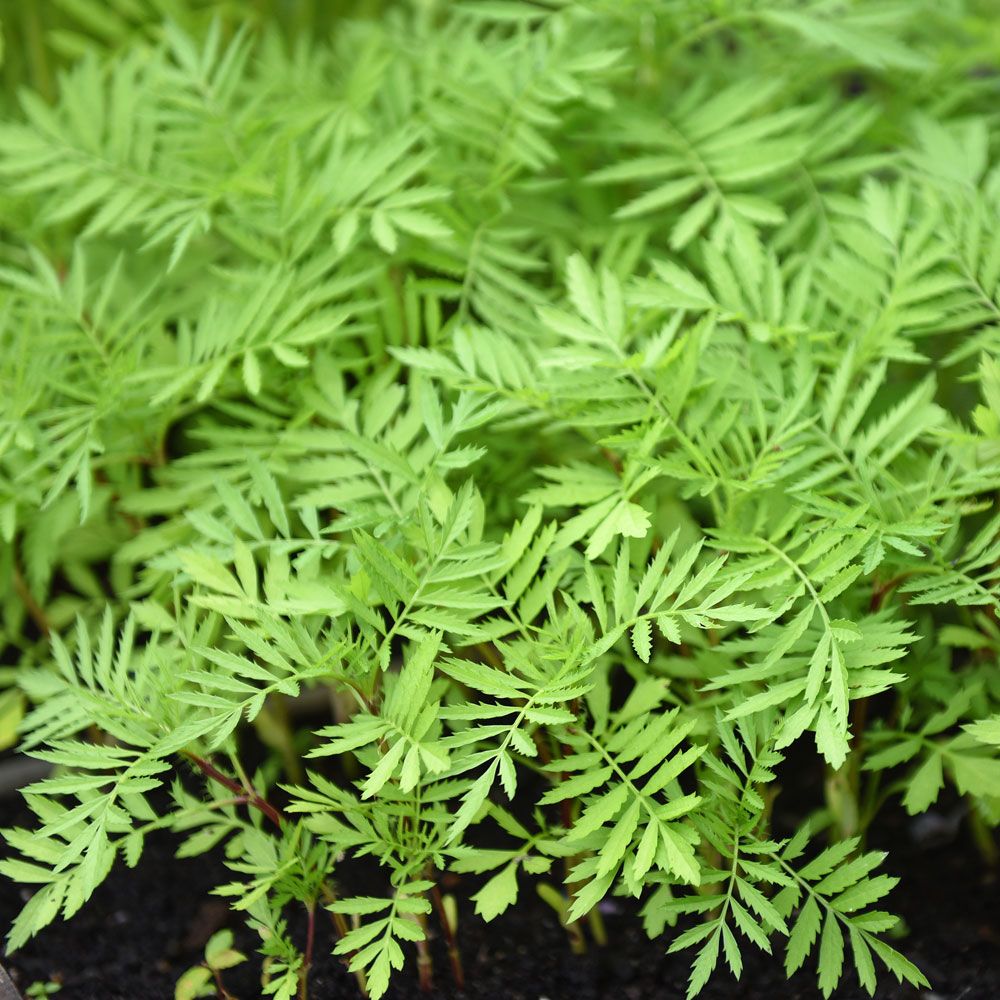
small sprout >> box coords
[25,983,61,999]
[175,931,246,1000]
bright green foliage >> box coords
[1,2,998,998]
[175,929,247,1000]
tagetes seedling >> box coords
[24,984,60,1000]
[175,930,246,1000]
[1,2,999,1000]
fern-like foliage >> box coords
[1,3,998,1000]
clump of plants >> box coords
[1,1,998,998]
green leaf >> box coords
[903,753,944,815]
[631,619,652,663]
[817,909,845,997]
[472,862,519,921]
[174,967,212,1000]
[785,895,821,976]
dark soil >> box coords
[1,792,997,1000]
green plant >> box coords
[24,981,61,999]
[175,930,246,1000]
[1,2,998,998]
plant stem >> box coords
[824,763,859,841]
[298,900,316,1000]
[255,697,305,784]
[12,562,50,636]
[183,752,285,829]
[430,881,465,989]
[211,965,237,1000]
[558,709,588,954]
[969,805,999,867]
[415,913,433,992]
[587,905,608,947]
[475,641,503,668]
[305,902,316,968]
[321,883,369,997]
[321,883,351,939]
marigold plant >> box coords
[1,2,998,998]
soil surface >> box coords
[1,790,997,999]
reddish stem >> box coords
[211,965,236,1000]
[416,949,433,992]
[305,901,316,970]
[869,573,906,612]
[298,901,316,1000]
[184,752,284,829]
[430,883,465,989]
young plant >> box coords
[175,931,246,1000]
[1,2,998,999]
[24,984,60,1000]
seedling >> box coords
[175,930,245,1000]
[1,3,998,1000]
[25,982,60,999]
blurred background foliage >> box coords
[0,0,406,109]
